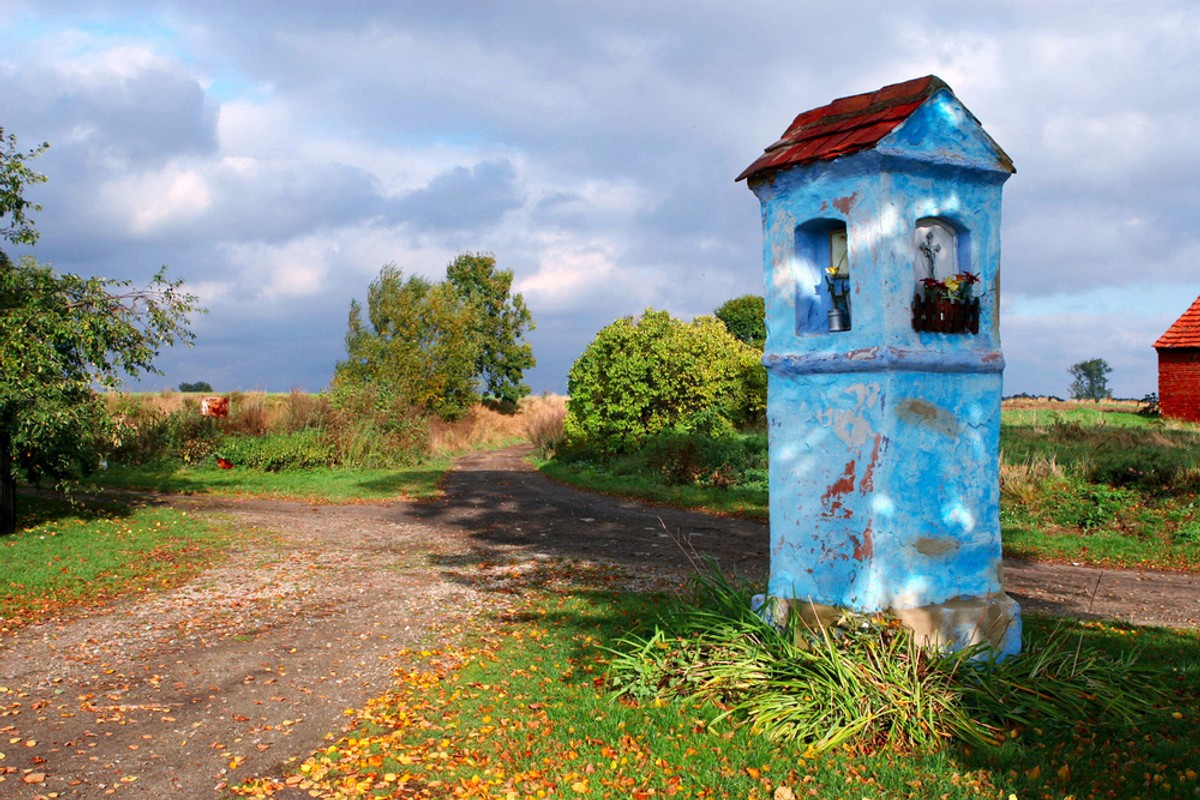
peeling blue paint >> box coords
[746,84,1021,655]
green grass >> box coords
[81,457,453,502]
[1,494,238,630]
[235,562,1200,800]
[541,456,769,520]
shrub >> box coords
[218,429,336,472]
[564,309,764,455]
[326,394,432,469]
[110,401,223,465]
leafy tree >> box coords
[1,256,197,533]
[714,294,766,348]
[446,252,535,409]
[178,381,213,393]
[564,309,764,454]
[1,129,197,534]
[1068,358,1112,402]
[0,128,48,246]
[332,265,481,422]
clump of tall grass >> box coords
[999,452,1064,504]
[606,570,1163,755]
[428,402,535,454]
[522,394,567,456]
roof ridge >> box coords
[737,75,951,182]
[768,76,948,149]
[1154,294,1200,349]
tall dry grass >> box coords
[998,452,1064,504]
[520,394,567,456]
[427,394,567,455]
[108,390,568,465]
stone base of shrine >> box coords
[767,592,1022,658]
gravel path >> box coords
[1,445,1196,798]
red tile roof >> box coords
[737,75,954,183]
[1155,295,1200,349]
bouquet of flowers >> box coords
[920,271,980,303]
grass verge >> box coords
[539,458,769,521]
[81,457,453,503]
[234,561,1200,800]
[2,494,237,632]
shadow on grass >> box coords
[355,470,444,497]
[14,487,140,530]
[955,616,1200,799]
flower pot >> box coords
[911,295,980,334]
[828,308,851,332]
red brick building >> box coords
[1154,295,1200,423]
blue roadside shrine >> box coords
[737,76,1021,655]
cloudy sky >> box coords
[2,1,1197,399]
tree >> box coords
[564,309,764,454]
[1,129,197,534]
[0,127,48,246]
[1068,358,1112,401]
[332,265,481,422]
[714,294,766,348]
[179,381,213,393]
[1,256,197,533]
[446,252,535,409]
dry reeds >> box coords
[105,389,568,467]
[999,452,1064,504]
[521,394,567,456]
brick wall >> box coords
[1158,348,1200,423]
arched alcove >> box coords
[794,219,850,334]
[912,217,979,334]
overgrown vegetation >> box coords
[83,391,565,501]
[235,560,1200,800]
[607,570,1163,754]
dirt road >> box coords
[1,445,1196,798]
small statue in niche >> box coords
[912,222,980,334]
[824,229,851,331]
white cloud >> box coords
[98,163,212,235]
[3,1,1199,395]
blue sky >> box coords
[2,1,1198,399]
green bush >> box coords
[564,309,764,455]
[642,427,767,488]
[1046,481,1133,530]
[218,429,336,472]
[328,408,431,469]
